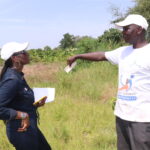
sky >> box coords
[0,0,135,49]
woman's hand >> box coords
[34,96,47,108]
[17,116,30,132]
[16,111,30,132]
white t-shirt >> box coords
[105,43,150,122]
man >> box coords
[67,14,150,150]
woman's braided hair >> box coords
[0,58,13,80]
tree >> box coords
[59,33,76,49]
[76,36,98,53]
[98,28,123,45]
[43,46,51,51]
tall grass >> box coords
[0,61,118,150]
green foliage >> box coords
[129,0,150,19]
[0,58,4,65]
[75,36,98,53]
[98,28,124,46]
[59,33,76,49]
[43,46,52,51]
[28,48,75,63]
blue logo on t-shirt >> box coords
[118,94,137,101]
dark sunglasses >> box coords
[13,50,28,56]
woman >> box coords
[0,42,52,150]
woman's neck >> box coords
[12,65,23,72]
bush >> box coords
[98,28,124,46]
[75,36,98,53]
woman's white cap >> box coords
[0,42,29,60]
[115,14,149,30]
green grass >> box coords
[39,99,116,150]
[0,61,118,150]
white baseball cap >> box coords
[115,14,149,30]
[0,42,29,60]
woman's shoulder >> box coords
[1,68,22,84]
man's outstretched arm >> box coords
[67,52,108,66]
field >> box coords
[0,61,118,150]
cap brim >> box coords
[115,20,132,28]
[15,42,29,53]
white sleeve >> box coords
[105,47,122,65]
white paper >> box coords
[33,88,55,103]
[64,62,77,73]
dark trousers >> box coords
[116,117,150,150]
[6,119,51,150]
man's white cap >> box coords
[115,14,149,30]
[0,42,29,60]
